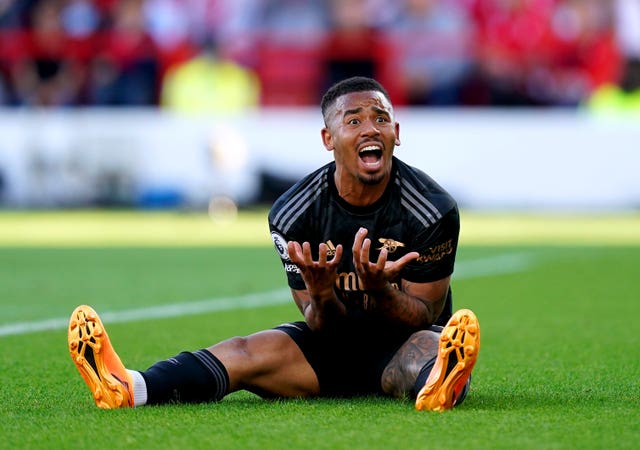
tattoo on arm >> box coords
[368,280,445,328]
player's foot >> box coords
[68,305,133,408]
[415,308,480,412]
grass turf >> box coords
[1,211,639,449]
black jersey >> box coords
[268,156,459,332]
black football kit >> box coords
[268,156,460,396]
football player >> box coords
[69,76,480,411]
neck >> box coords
[333,169,390,207]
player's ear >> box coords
[394,122,401,146]
[321,127,334,151]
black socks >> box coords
[412,355,437,398]
[141,349,229,405]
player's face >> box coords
[322,90,400,186]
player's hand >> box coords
[287,240,343,296]
[352,227,419,291]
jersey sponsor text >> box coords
[417,239,453,263]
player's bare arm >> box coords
[352,227,448,327]
[287,240,346,330]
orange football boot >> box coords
[415,308,480,412]
[68,305,133,408]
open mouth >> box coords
[358,145,383,165]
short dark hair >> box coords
[321,77,391,121]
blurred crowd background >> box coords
[1,0,639,111]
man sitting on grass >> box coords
[68,76,480,412]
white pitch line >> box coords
[0,288,292,338]
[0,252,535,338]
[454,252,535,278]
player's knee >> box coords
[209,336,256,365]
[226,336,251,356]
[406,330,440,372]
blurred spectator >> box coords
[366,0,403,28]
[160,37,260,114]
[11,0,85,106]
[88,0,159,105]
[0,70,8,102]
[191,0,262,68]
[586,57,640,116]
[614,0,640,60]
[386,0,476,106]
[60,0,100,38]
[143,0,190,50]
[469,0,558,106]
[0,0,630,108]
[260,0,327,32]
[0,1,29,103]
[468,0,622,106]
[323,0,390,97]
[142,0,196,74]
[586,0,640,115]
[0,0,35,28]
[143,0,263,77]
[533,0,621,106]
[256,0,326,105]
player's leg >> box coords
[68,305,319,409]
[207,330,320,398]
[380,327,440,398]
[138,329,319,404]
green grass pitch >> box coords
[1,210,639,449]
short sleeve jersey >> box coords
[268,156,460,333]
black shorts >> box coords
[274,321,442,397]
